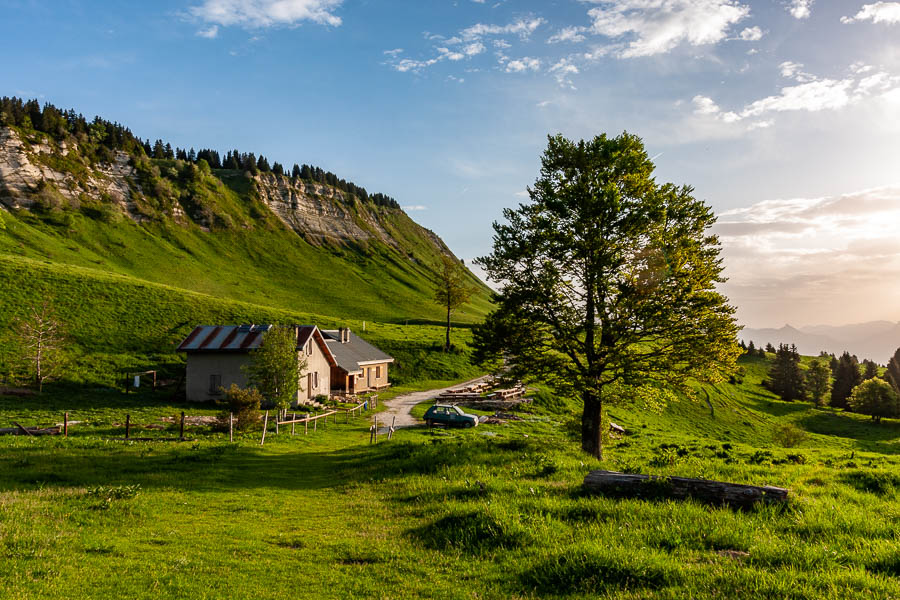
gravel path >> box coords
[374,376,492,429]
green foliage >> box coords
[219,384,263,431]
[831,352,862,409]
[805,359,831,407]
[432,254,474,351]
[766,344,806,402]
[243,326,304,410]
[848,379,900,422]
[475,132,741,458]
[773,424,808,448]
[885,347,900,396]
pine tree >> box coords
[765,342,776,354]
[886,347,900,396]
[291,164,301,179]
[805,359,831,408]
[272,162,284,176]
[256,155,270,172]
[767,344,805,401]
[831,351,862,409]
[863,359,879,380]
[747,340,756,355]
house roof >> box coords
[321,329,394,375]
[177,325,336,366]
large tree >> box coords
[243,325,305,411]
[475,133,741,459]
[433,254,474,352]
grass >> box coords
[3,355,900,598]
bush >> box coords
[773,424,808,448]
[218,384,262,431]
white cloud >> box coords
[842,2,900,24]
[549,58,580,88]
[190,0,342,29]
[693,64,900,125]
[548,26,587,44]
[462,41,486,56]
[196,25,219,38]
[715,186,900,326]
[402,205,428,211]
[383,48,403,56]
[505,57,541,73]
[584,0,750,58]
[738,26,763,41]
[786,0,814,19]
[460,17,545,41]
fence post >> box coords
[180,411,185,440]
[64,412,68,438]
[291,413,296,436]
[275,416,279,436]
[305,415,308,435]
[229,412,234,443]
[314,417,317,432]
[260,411,269,446]
[125,414,130,440]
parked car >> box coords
[423,404,479,428]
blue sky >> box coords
[3,0,900,327]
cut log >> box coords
[583,470,788,510]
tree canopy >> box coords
[475,132,741,459]
[243,325,304,411]
[848,379,900,422]
[433,255,474,352]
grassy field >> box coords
[2,355,900,599]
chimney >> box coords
[343,328,351,344]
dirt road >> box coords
[374,376,491,429]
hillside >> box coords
[0,115,492,325]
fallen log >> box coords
[583,470,789,510]
[0,426,61,436]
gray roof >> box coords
[321,330,394,375]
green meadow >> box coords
[2,354,900,599]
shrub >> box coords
[848,379,900,422]
[774,424,808,448]
[218,384,262,431]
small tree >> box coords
[848,379,900,422]
[243,325,304,411]
[433,254,474,352]
[805,359,831,407]
[219,384,263,431]
[13,301,67,392]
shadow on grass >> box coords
[798,412,900,454]
[0,432,542,495]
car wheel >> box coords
[426,419,433,428]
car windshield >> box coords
[452,406,464,415]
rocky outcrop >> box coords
[0,126,449,256]
[0,127,139,217]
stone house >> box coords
[176,324,336,403]
[322,328,394,395]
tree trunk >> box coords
[581,389,603,460]
[445,303,451,352]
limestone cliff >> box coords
[0,125,449,256]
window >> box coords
[376,366,381,378]
[313,371,319,389]
[209,374,222,394]
[306,342,313,356]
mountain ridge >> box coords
[741,321,900,363]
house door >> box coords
[367,368,374,388]
[307,373,313,399]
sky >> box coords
[2,0,900,328]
